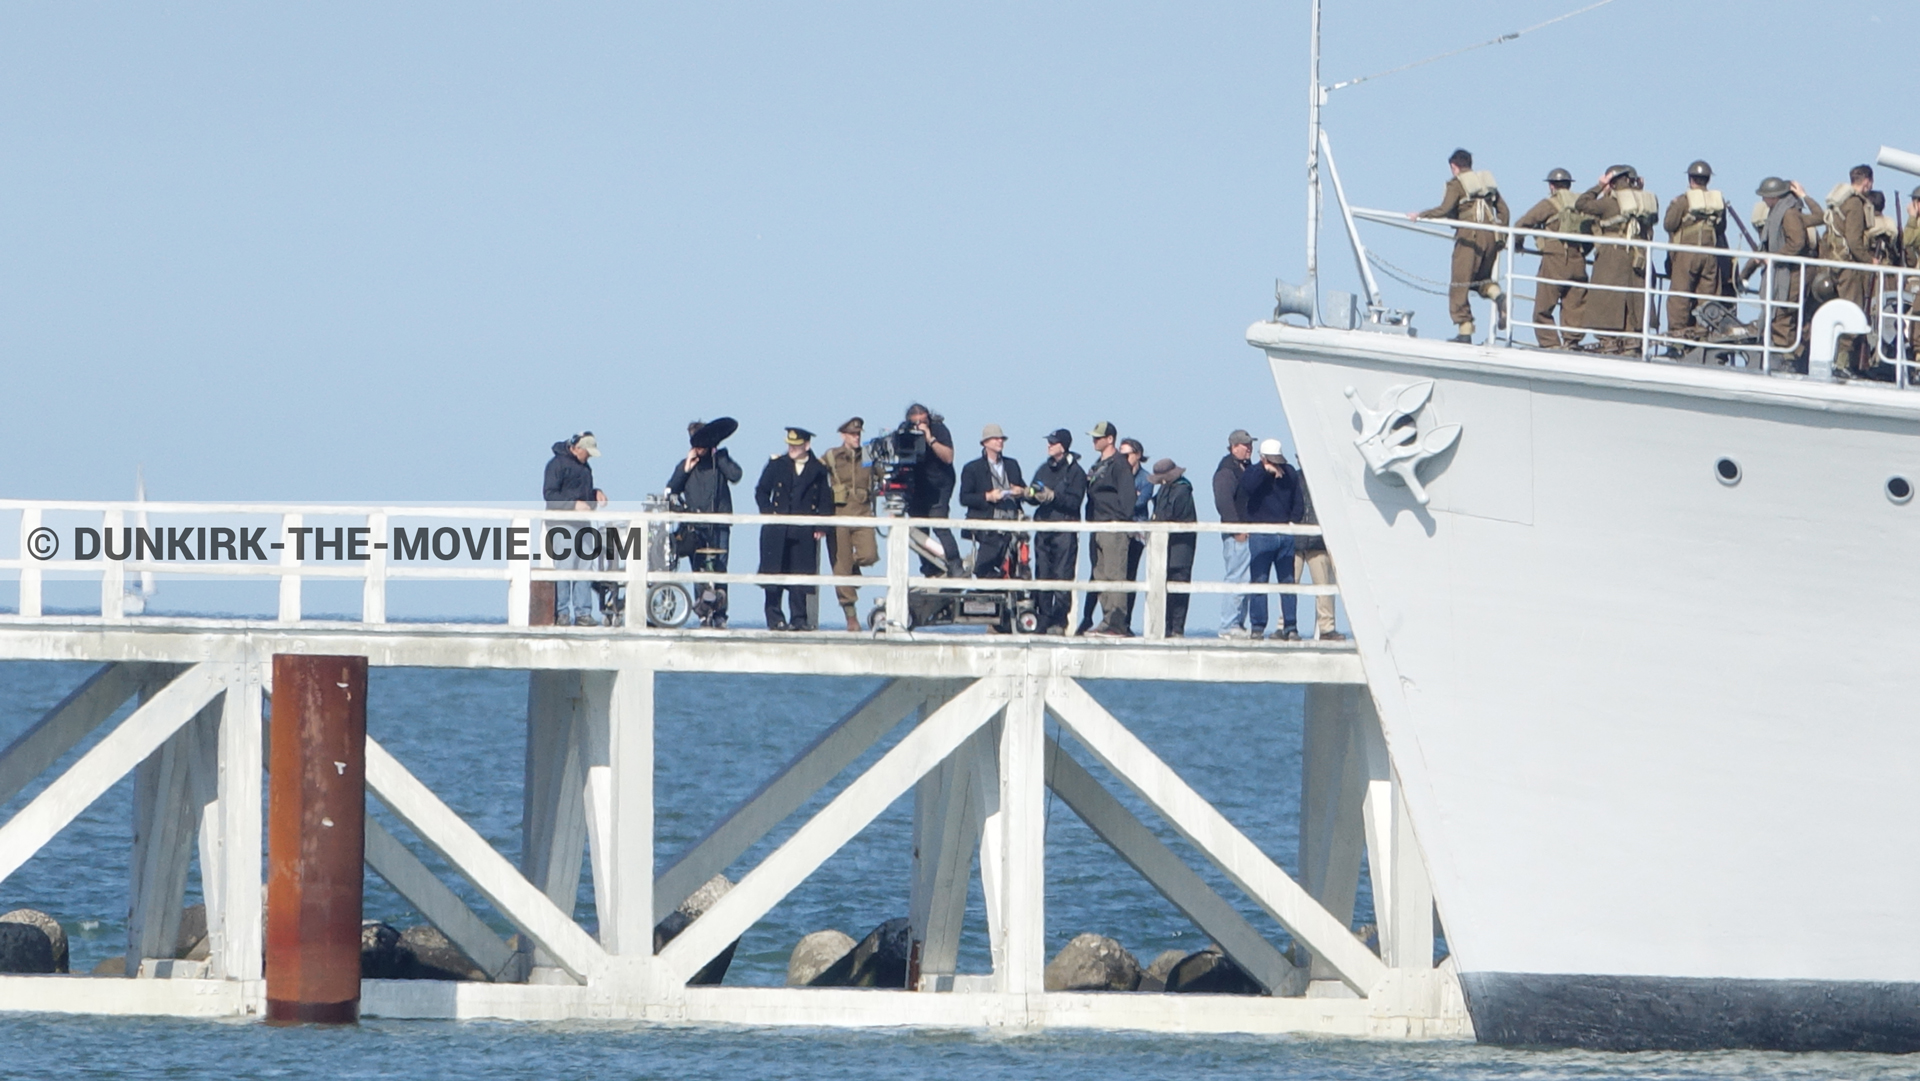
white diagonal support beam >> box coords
[364,736,606,982]
[364,816,516,981]
[654,677,947,919]
[1043,736,1301,995]
[658,677,1009,985]
[211,663,264,982]
[1044,677,1387,994]
[0,662,178,808]
[0,664,224,887]
[128,697,219,966]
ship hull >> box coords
[1251,323,1920,1052]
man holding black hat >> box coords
[669,418,744,628]
[1149,457,1196,637]
[959,424,1026,579]
[1025,429,1085,634]
[821,417,878,631]
[1082,421,1133,637]
[754,427,833,631]
[903,404,961,577]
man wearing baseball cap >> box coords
[1082,421,1133,636]
[1025,429,1085,634]
[1212,430,1255,638]
[1235,437,1303,640]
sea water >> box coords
[0,661,1908,1079]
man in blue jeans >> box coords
[1236,438,1302,640]
[543,432,607,626]
[1211,429,1254,638]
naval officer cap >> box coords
[784,427,814,445]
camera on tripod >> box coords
[865,419,931,515]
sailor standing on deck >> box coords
[1409,148,1510,344]
[1577,166,1659,355]
[1662,160,1730,345]
[1513,168,1591,350]
[755,427,833,631]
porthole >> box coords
[1889,476,1913,505]
[1714,458,1741,486]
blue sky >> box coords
[4,0,1916,506]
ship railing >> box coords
[1347,207,1919,385]
[0,499,1334,641]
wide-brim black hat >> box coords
[690,417,738,450]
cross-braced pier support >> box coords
[0,622,1467,1037]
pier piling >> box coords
[265,654,368,1024]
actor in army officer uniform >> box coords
[1411,148,1511,343]
[755,427,834,631]
[820,417,879,632]
[1514,168,1590,349]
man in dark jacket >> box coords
[668,419,744,628]
[1293,471,1343,641]
[543,432,606,626]
[1149,458,1197,637]
[754,428,833,630]
[1025,429,1085,634]
[903,404,961,577]
[1237,438,1302,640]
[1083,437,1154,632]
[1212,430,1254,638]
[958,424,1026,579]
[1082,421,1133,637]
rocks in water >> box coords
[1044,933,1142,992]
[653,874,738,986]
[1166,945,1263,995]
[0,910,67,973]
[845,917,912,988]
[361,921,407,979]
[786,930,857,987]
[401,925,486,981]
[1139,948,1184,993]
[0,922,55,974]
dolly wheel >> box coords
[1015,610,1040,634]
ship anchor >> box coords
[1344,380,1460,507]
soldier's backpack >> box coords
[1456,170,1501,223]
[1749,199,1770,233]
[1548,189,1594,237]
[1601,188,1660,271]
[1824,183,1863,260]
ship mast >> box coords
[1303,0,1322,324]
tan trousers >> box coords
[1293,549,1337,636]
[1533,275,1587,349]
[826,518,878,618]
[1450,240,1501,326]
[1666,251,1724,341]
[1090,531,1130,631]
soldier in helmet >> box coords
[1741,177,1825,367]
[1577,165,1661,355]
[1823,165,1878,376]
[1409,148,1510,343]
[1514,167,1591,349]
[1662,160,1730,347]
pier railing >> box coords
[1341,205,1917,383]
[0,500,1336,641]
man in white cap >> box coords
[1234,438,1302,640]
[542,432,607,626]
[959,424,1026,579]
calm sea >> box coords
[0,660,1907,1079]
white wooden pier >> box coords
[0,501,1468,1037]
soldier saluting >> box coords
[1662,160,1730,345]
[1408,148,1510,344]
[755,427,834,631]
[1513,167,1590,350]
[1576,165,1659,355]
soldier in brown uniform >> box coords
[1904,193,1920,362]
[1662,160,1730,343]
[1513,167,1589,349]
[1576,166,1660,355]
[1742,177,1825,365]
[1409,148,1510,343]
[1823,165,1877,376]
[820,417,879,631]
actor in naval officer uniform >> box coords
[820,417,878,632]
[1410,148,1510,343]
[1577,165,1659,355]
[1513,167,1591,349]
[754,427,834,631]
[1662,160,1730,343]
